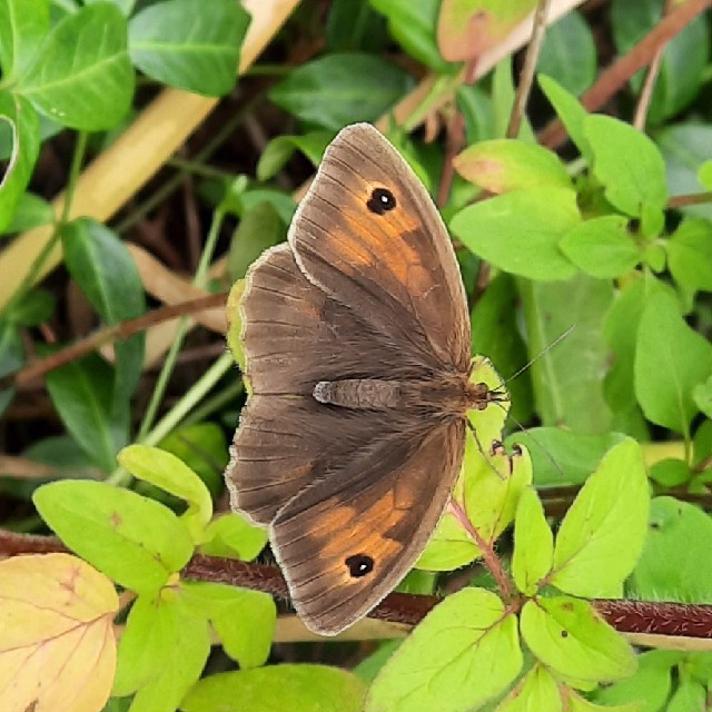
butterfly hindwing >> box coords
[271,419,465,635]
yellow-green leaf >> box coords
[520,596,636,684]
[118,444,213,543]
[550,438,649,598]
[512,487,553,595]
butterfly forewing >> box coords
[289,123,471,372]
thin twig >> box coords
[437,58,478,208]
[633,0,675,130]
[539,0,712,148]
[448,500,514,602]
[507,0,551,138]
[667,191,712,209]
[0,293,227,390]
[4,531,712,641]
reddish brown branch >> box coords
[4,530,712,640]
[0,292,227,390]
[539,0,712,148]
[667,191,712,209]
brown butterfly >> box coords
[224,122,495,635]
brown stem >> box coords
[0,293,227,390]
[5,530,712,639]
[539,0,712,148]
[667,191,712,209]
[448,500,514,601]
[633,0,675,131]
[506,0,551,139]
[437,58,478,208]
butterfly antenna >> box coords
[497,323,576,391]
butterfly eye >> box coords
[345,553,374,578]
[366,187,396,215]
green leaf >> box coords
[559,216,640,279]
[507,428,626,487]
[354,640,401,683]
[269,53,412,131]
[611,0,709,125]
[181,665,366,712]
[520,596,636,683]
[455,86,494,149]
[0,0,49,79]
[114,587,210,712]
[228,203,285,281]
[183,581,275,669]
[33,480,193,594]
[693,375,712,419]
[17,3,134,130]
[630,497,712,603]
[584,114,667,217]
[698,160,712,190]
[367,588,522,712]
[538,11,595,96]
[649,458,691,488]
[658,123,712,221]
[370,0,452,72]
[200,513,267,561]
[496,665,561,712]
[666,218,712,296]
[326,0,389,52]
[519,275,613,434]
[603,272,672,414]
[550,438,649,598]
[666,680,706,712]
[512,488,553,595]
[569,694,639,712]
[416,512,478,571]
[256,131,333,182]
[0,319,23,416]
[537,74,590,160]
[118,445,213,542]
[454,139,571,194]
[5,191,53,233]
[0,93,40,233]
[129,0,249,96]
[634,291,712,434]
[6,288,54,326]
[225,278,245,373]
[594,649,678,712]
[62,218,145,409]
[45,353,127,472]
[157,422,227,499]
[451,187,579,280]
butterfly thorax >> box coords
[312,373,491,417]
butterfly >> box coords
[224,122,495,635]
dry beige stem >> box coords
[127,244,226,334]
[0,0,301,309]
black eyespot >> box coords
[561,630,569,639]
[367,187,396,215]
[345,553,374,578]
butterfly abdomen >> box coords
[313,379,402,409]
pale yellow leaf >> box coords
[0,553,119,712]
